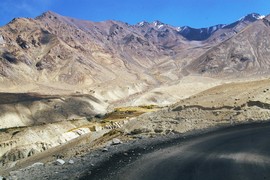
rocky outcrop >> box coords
[58,128,90,144]
[16,35,29,49]
[246,100,270,109]
[0,121,92,168]
[0,93,107,129]
[0,35,5,45]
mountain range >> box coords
[0,11,269,102]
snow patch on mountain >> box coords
[153,21,165,29]
[176,27,181,32]
[138,21,145,26]
[157,24,164,29]
[238,13,265,22]
[258,15,265,19]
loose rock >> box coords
[31,162,44,167]
[56,159,65,165]
[68,159,74,164]
[112,138,122,145]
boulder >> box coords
[9,171,20,177]
[130,128,151,135]
[16,35,29,49]
[56,159,65,165]
[112,138,122,145]
[68,159,74,164]
[0,35,5,45]
[93,125,102,131]
[30,162,44,168]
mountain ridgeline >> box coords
[0,11,268,89]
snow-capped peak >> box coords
[176,27,181,32]
[138,21,147,26]
[257,15,265,19]
[251,13,265,19]
[157,24,164,29]
[181,26,189,32]
[153,20,165,29]
[239,13,265,22]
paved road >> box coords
[85,123,270,180]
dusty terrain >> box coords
[123,79,270,135]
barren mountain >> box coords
[0,11,211,111]
[0,11,265,91]
[178,24,226,41]
[205,13,265,43]
[0,11,189,87]
[188,15,270,77]
[178,13,263,42]
[0,11,264,105]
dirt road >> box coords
[86,122,270,180]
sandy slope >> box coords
[122,78,270,135]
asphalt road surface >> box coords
[84,123,270,180]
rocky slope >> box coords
[0,11,210,110]
[188,15,270,77]
[0,12,263,92]
[0,11,188,87]
[205,13,265,43]
[0,93,107,129]
[123,79,270,135]
[0,92,108,169]
[178,13,263,42]
[0,11,265,109]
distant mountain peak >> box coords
[153,20,164,25]
[239,13,265,22]
[178,24,225,41]
[153,20,165,29]
[0,10,269,89]
[136,20,166,29]
[179,13,264,41]
[176,27,181,32]
[137,21,149,27]
[35,10,62,20]
[42,11,59,17]
[252,13,265,20]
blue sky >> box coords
[0,0,269,28]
